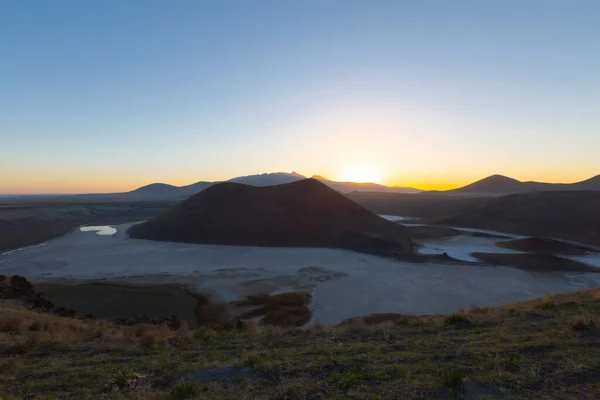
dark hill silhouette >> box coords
[227,172,306,186]
[349,190,600,247]
[449,174,600,194]
[127,183,180,196]
[125,172,306,198]
[435,191,600,247]
[450,174,523,193]
[127,181,212,197]
[572,174,600,190]
[129,179,414,257]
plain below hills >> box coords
[129,178,414,257]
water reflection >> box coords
[80,226,117,235]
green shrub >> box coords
[331,371,363,389]
[440,367,465,391]
[536,301,556,310]
[108,369,147,390]
[444,314,471,326]
[504,353,522,369]
[240,350,262,367]
[171,382,201,399]
[571,316,596,331]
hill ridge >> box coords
[450,173,600,194]
[126,172,421,197]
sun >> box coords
[338,165,383,183]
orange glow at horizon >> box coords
[338,165,384,184]
[0,176,201,195]
[388,180,465,191]
[3,169,600,195]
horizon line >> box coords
[2,171,600,196]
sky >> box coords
[1,0,599,194]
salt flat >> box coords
[2,222,600,325]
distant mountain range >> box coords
[123,172,600,199]
[447,174,600,194]
[125,172,422,198]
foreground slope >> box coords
[1,289,599,399]
[129,179,414,257]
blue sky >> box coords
[1,0,599,193]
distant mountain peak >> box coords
[485,174,521,182]
[311,175,328,180]
[448,173,600,194]
[451,174,523,193]
[577,174,600,184]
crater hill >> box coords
[128,178,414,257]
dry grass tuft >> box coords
[0,315,23,332]
[570,315,597,332]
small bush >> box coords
[0,358,17,373]
[178,320,189,333]
[171,382,201,399]
[27,322,47,332]
[394,364,409,378]
[140,331,165,348]
[0,316,23,332]
[241,352,262,368]
[108,370,148,390]
[331,371,363,389]
[571,315,596,332]
[504,353,522,369]
[440,367,465,391]
[241,318,260,333]
[536,301,556,310]
[444,314,471,326]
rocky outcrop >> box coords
[0,275,68,314]
[0,275,34,299]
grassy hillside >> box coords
[1,289,599,399]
